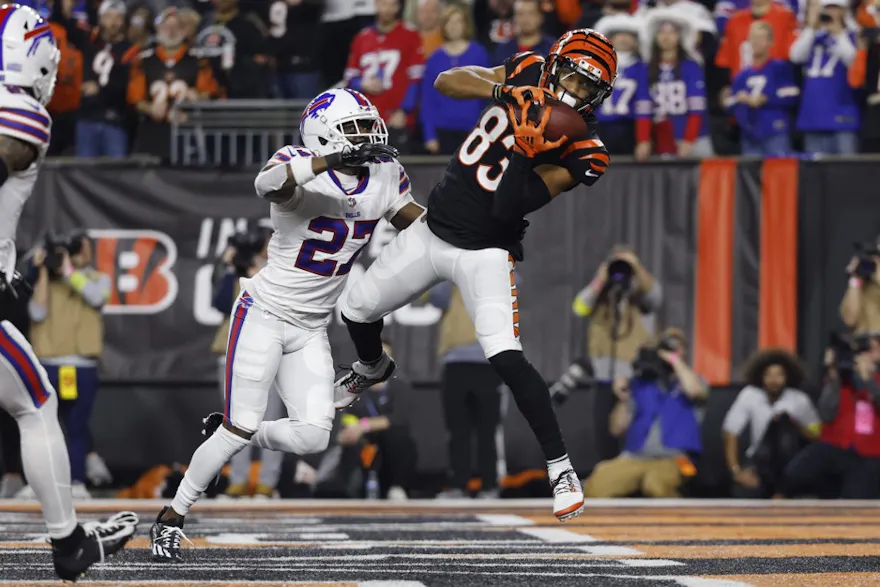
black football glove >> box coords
[325,143,400,169]
[0,271,31,301]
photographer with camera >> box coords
[210,228,285,499]
[554,246,662,398]
[26,230,110,499]
[840,239,880,335]
[722,349,820,499]
[583,329,707,498]
[781,334,880,499]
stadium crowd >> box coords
[23,0,880,160]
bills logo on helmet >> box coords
[303,92,336,121]
[90,229,179,315]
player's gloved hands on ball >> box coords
[506,103,567,158]
[493,84,551,109]
[325,143,400,169]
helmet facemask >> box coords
[546,57,614,113]
[319,111,388,153]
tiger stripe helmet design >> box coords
[539,28,618,113]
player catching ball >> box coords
[335,29,618,521]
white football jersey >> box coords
[242,146,416,329]
[0,86,51,280]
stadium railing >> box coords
[170,99,310,166]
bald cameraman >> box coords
[584,329,707,498]
[840,239,880,336]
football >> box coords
[510,96,588,143]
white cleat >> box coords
[551,469,584,522]
[333,356,396,410]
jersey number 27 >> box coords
[295,217,379,277]
[458,106,515,192]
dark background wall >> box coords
[14,158,880,489]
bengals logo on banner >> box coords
[90,230,179,315]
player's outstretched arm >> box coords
[0,135,38,185]
[254,144,399,203]
[434,65,506,100]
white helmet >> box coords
[299,89,388,157]
[0,4,60,105]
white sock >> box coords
[356,351,390,376]
[547,454,573,482]
[171,426,249,516]
[17,397,77,539]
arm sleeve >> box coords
[427,281,453,310]
[573,282,600,316]
[817,377,842,423]
[344,33,363,85]
[830,31,857,67]
[684,62,706,142]
[767,61,801,108]
[789,28,816,64]
[400,80,419,113]
[68,271,110,308]
[560,135,610,187]
[211,271,236,314]
[384,164,417,223]
[420,57,439,142]
[722,388,752,435]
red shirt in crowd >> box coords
[344,22,425,120]
[716,4,798,78]
[820,375,880,458]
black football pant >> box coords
[783,443,880,499]
[442,362,503,491]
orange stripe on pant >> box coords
[758,158,799,350]
[693,159,737,385]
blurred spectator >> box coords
[128,8,220,160]
[196,0,272,98]
[722,349,819,498]
[783,339,880,499]
[354,0,378,25]
[849,25,880,153]
[178,7,202,42]
[644,9,715,157]
[55,0,139,158]
[345,0,425,130]
[28,233,110,500]
[636,0,717,40]
[416,0,445,58]
[261,0,323,100]
[420,3,490,154]
[791,0,859,155]
[333,342,416,500]
[584,330,707,498]
[715,0,797,91]
[492,0,554,66]
[429,282,503,499]
[715,0,799,35]
[594,14,653,159]
[44,23,82,156]
[321,0,370,87]
[725,21,799,155]
[572,246,662,382]
[473,0,515,52]
[840,239,880,335]
[127,3,155,49]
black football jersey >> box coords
[426,52,610,260]
[81,35,138,124]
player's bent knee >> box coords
[223,420,255,440]
[488,350,529,380]
[341,280,384,324]
[287,422,331,455]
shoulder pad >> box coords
[269,146,314,164]
[0,88,51,148]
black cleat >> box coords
[52,511,139,582]
[202,412,224,437]
[150,506,190,563]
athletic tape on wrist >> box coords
[289,156,316,186]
